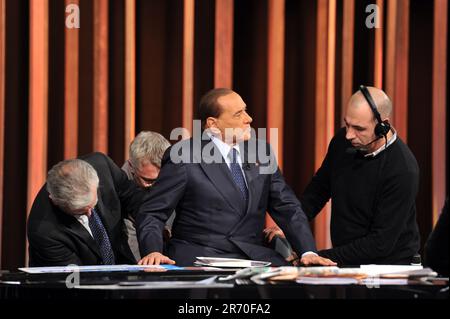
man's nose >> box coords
[244,111,253,124]
[345,127,355,140]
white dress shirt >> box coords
[75,214,93,237]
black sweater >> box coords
[300,128,420,265]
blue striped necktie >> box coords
[88,208,115,265]
[228,148,249,202]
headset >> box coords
[359,85,391,139]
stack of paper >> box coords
[194,257,271,268]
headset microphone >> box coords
[346,135,381,155]
[345,147,358,155]
[359,85,391,139]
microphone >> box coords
[345,147,358,155]
[347,136,381,155]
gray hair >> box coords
[129,131,171,169]
[46,159,99,212]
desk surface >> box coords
[0,268,447,300]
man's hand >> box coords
[286,251,299,263]
[263,226,286,242]
[138,252,176,265]
[294,254,337,266]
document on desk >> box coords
[19,264,184,274]
[359,265,423,277]
[194,257,271,268]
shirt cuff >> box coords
[301,251,318,258]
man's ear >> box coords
[206,117,222,136]
[206,117,217,129]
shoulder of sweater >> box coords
[384,137,419,177]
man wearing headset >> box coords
[298,86,421,265]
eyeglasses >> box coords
[130,165,158,187]
[133,173,157,187]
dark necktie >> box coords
[88,208,115,265]
[228,148,249,202]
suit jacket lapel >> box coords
[198,139,246,215]
[59,210,102,260]
[240,141,261,215]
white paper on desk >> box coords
[18,264,182,274]
[296,276,359,285]
[360,278,409,285]
[195,257,271,268]
[359,265,423,277]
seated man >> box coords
[121,131,173,260]
[27,153,146,266]
[136,88,336,267]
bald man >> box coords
[299,86,420,265]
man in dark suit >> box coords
[136,88,336,267]
[27,152,146,266]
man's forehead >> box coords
[346,102,374,123]
[218,93,245,109]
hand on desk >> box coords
[138,252,176,265]
[293,254,337,267]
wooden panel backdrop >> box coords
[0,0,447,269]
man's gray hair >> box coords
[129,131,171,169]
[46,159,99,212]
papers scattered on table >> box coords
[194,257,271,268]
[220,265,432,286]
[19,264,184,274]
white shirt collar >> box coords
[364,129,397,157]
[75,214,93,237]
[208,133,242,164]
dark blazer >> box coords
[27,152,147,267]
[137,137,317,266]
